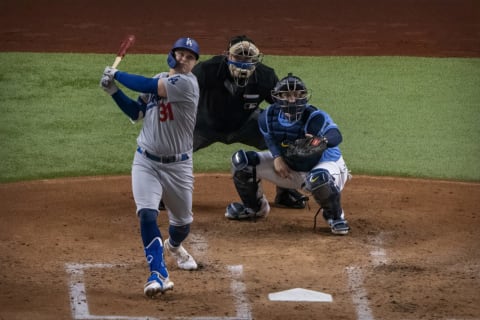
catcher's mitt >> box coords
[285,136,328,158]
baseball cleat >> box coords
[328,219,350,235]
[164,239,198,270]
[144,271,174,298]
[274,189,308,209]
[225,197,270,220]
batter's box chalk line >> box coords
[65,263,252,320]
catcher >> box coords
[225,73,351,235]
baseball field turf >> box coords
[0,53,479,182]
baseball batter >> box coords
[226,73,351,235]
[100,37,200,297]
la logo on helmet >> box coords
[186,38,193,47]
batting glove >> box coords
[104,66,118,78]
[100,74,118,96]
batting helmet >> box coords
[272,73,311,122]
[226,35,263,87]
[167,37,200,68]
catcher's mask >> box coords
[226,35,263,87]
[167,37,200,68]
[272,73,311,122]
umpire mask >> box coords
[226,36,263,87]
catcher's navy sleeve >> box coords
[306,110,342,147]
[111,89,146,120]
[324,128,342,147]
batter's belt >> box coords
[137,146,189,163]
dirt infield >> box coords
[0,1,479,320]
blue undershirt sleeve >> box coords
[111,89,145,120]
[114,71,159,94]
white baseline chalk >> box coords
[65,262,251,320]
[346,266,374,320]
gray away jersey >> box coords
[137,72,199,156]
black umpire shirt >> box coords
[192,55,278,133]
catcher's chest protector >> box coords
[266,105,317,143]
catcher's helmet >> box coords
[272,73,311,122]
[226,35,263,87]
[167,37,200,68]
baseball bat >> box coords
[111,34,136,68]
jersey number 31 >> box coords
[159,102,174,122]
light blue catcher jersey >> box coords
[259,104,342,171]
[137,72,199,155]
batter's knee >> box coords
[138,208,158,223]
[168,224,191,246]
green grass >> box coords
[0,53,479,183]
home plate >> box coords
[268,288,333,302]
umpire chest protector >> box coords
[192,55,277,132]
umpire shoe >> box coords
[144,271,174,298]
[328,219,350,235]
[164,239,198,270]
[274,189,308,209]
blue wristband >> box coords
[114,71,159,94]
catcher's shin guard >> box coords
[231,150,263,211]
[304,169,343,221]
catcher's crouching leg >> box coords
[304,169,350,235]
[225,150,270,220]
